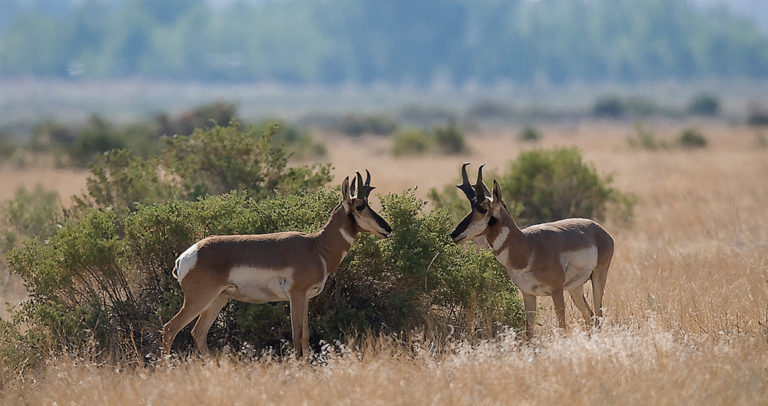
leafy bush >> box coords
[432,122,465,154]
[69,115,127,166]
[518,126,541,142]
[158,101,239,137]
[430,147,634,226]
[391,124,467,156]
[0,135,17,162]
[72,120,331,212]
[257,118,326,159]
[678,128,707,148]
[627,123,668,150]
[1,185,62,253]
[4,190,523,366]
[392,129,430,156]
[688,93,720,116]
[338,114,399,136]
[592,96,626,118]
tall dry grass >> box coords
[1,122,767,404]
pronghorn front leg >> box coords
[289,292,309,358]
[523,293,537,339]
[551,287,566,330]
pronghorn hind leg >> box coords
[162,286,225,356]
[568,285,594,328]
[522,293,537,340]
[289,292,309,358]
[591,261,610,327]
[191,295,229,356]
[551,288,567,330]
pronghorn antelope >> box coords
[162,170,392,357]
[450,163,614,338]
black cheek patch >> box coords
[487,216,497,227]
[451,214,473,239]
[374,212,392,233]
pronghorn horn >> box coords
[474,164,490,202]
[354,170,375,199]
[362,169,375,199]
[456,162,477,205]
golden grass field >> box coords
[1,121,767,404]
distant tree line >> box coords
[1,0,767,84]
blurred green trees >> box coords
[1,0,767,84]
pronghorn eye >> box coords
[356,205,365,211]
[476,206,487,214]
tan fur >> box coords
[162,174,391,358]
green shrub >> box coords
[159,101,239,136]
[69,115,127,166]
[678,128,707,148]
[592,96,626,118]
[688,93,720,116]
[1,185,62,253]
[257,118,326,159]
[431,147,634,227]
[627,123,668,150]
[4,190,523,366]
[518,126,541,142]
[73,120,331,213]
[391,124,467,157]
[432,122,466,154]
[0,134,17,162]
[391,129,430,156]
[338,114,399,136]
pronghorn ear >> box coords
[492,179,503,203]
[341,176,351,200]
[350,174,358,198]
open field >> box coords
[1,121,767,404]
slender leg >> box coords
[522,293,537,340]
[289,292,309,358]
[162,289,222,356]
[568,285,594,328]
[191,295,229,356]
[551,288,566,330]
[591,262,610,327]
[302,304,310,356]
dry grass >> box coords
[2,122,767,404]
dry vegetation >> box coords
[1,121,767,404]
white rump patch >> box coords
[561,245,598,290]
[175,243,199,283]
[340,228,355,244]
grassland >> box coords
[1,121,767,404]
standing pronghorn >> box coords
[162,171,392,357]
[450,163,614,338]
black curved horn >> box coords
[456,162,477,205]
[474,164,491,201]
[356,170,375,199]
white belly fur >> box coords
[226,267,294,303]
[502,246,598,296]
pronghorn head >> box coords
[341,170,392,238]
[450,163,506,243]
